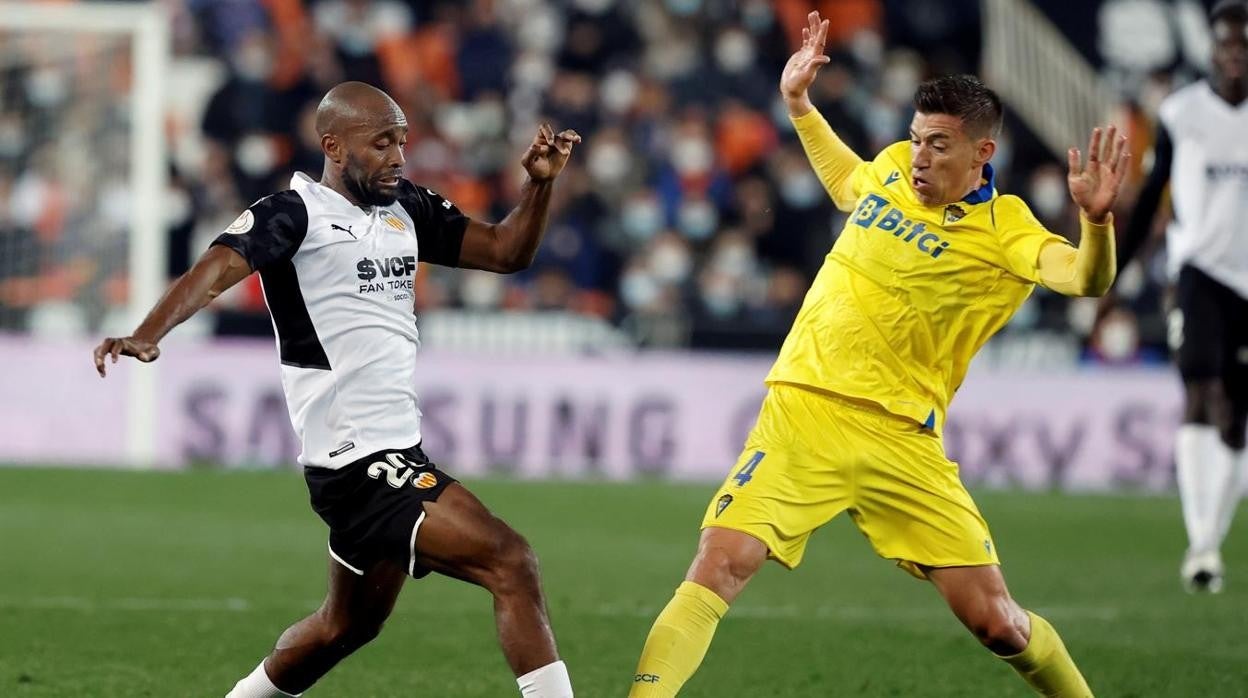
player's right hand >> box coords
[93,337,160,377]
[780,11,831,102]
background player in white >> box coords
[92,82,581,697]
[1116,0,1248,592]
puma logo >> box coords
[331,223,356,239]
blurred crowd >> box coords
[0,0,1221,358]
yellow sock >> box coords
[997,611,1093,697]
[628,581,729,698]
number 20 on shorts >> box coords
[733,451,765,487]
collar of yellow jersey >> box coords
[962,162,996,205]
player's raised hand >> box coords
[93,336,159,377]
[1068,125,1130,224]
[780,11,831,104]
[521,123,581,182]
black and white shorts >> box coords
[304,444,457,579]
[1171,264,1248,400]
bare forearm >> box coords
[493,177,555,272]
[1038,216,1117,297]
[133,247,251,343]
[132,273,214,343]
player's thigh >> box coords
[852,423,997,579]
[1172,265,1226,383]
[701,385,852,570]
[414,483,531,586]
[1222,288,1248,445]
[321,555,408,629]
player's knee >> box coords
[964,604,1028,655]
[319,611,386,654]
[1222,419,1246,451]
[1206,395,1244,449]
[1184,381,1218,424]
[486,530,542,597]
[691,543,762,597]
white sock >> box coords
[1213,447,1246,549]
[517,660,573,698]
[1176,424,1230,554]
[225,660,301,698]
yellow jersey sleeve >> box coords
[790,109,869,212]
[992,195,1070,283]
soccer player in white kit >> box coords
[93,82,580,696]
[1118,0,1248,593]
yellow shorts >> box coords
[702,383,998,579]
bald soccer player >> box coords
[93,82,581,698]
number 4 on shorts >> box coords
[733,451,765,487]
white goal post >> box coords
[0,2,170,466]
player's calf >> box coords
[416,484,572,696]
[628,528,767,697]
[226,611,389,698]
[930,568,1029,655]
[928,565,1092,697]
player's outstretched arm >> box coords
[783,11,864,212]
[457,124,581,274]
[92,245,253,377]
[1037,125,1131,297]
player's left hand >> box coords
[1068,125,1130,224]
[521,124,581,182]
[93,336,160,377]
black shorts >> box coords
[1172,264,1248,399]
[304,444,456,579]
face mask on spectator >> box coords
[518,9,561,52]
[589,141,633,186]
[713,242,754,277]
[474,100,507,139]
[1098,315,1139,362]
[678,199,718,240]
[715,29,756,74]
[665,0,702,17]
[882,58,921,105]
[1030,173,1067,220]
[621,269,661,309]
[701,274,740,318]
[672,137,713,177]
[26,67,69,108]
[779,172,822,209]
[622,197,663,240]
[233,42,272,82]
[236,134,277,177]
[461,271,504,310]
[601,70,640,115]
[650,240,693,283]
[742,1,775,33]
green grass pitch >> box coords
[1,468,1245,697]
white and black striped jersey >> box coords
[1125,81,1248,299]
[212,173,467,469]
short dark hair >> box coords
[1212,0,1248,24]
[913,74,1003,138]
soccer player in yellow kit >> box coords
[628,12,1129,698]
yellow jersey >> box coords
[767,112,1069,434]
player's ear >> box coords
[322,133,342,164]
[974,137,996,167]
